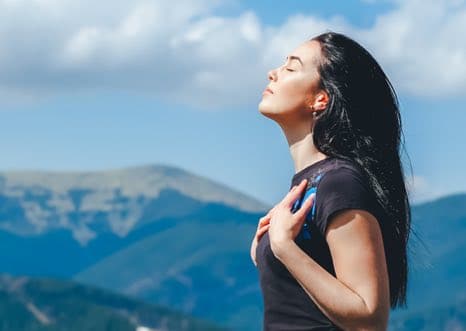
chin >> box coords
[258,107,279,121]
[258,104,272,117]
[258,99,273,114]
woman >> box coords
[250,31,411,330]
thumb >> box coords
[294,193,315,220]
[282,179,308,208]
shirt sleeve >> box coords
[313,166,379,238]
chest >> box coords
[255,222,336,279]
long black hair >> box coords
[311,31,414,309]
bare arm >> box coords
[273,209,390,331]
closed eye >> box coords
[286,68,295,72]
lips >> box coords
[263,87,273,94]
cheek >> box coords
[277,80,308,109]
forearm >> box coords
[274,240,385,331]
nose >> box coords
[268,67,277,82]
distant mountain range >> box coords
[0,273,228,331]
[0,164,268,244]
[388,296,466,331]
[0,164,465,330]
[0,164,267,330]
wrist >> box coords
[272,239,297,261]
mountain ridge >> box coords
[0,273,229,331]
[0,163,270,245]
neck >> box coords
[278,118,328,175]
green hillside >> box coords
[1,164,466,331]
[75,219,261,331]
[0,274,229,331]
[388,297,466,331]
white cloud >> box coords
[404,174,460,205]
[406,174,432,203]
[358,0,466,98]
[0,0,465,109]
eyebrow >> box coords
[286,55,304,66]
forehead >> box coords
[288,40,321,68]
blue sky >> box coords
[0,0,465,206]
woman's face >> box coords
[258,40,322,121]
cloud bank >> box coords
[0,0,465,109]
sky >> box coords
[0,0,465,207]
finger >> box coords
[294,193,316,219]
[281,179,308,208]
[259,223,270,232]
[257,225,270,240]
[259,218,270,227]
[280,186,297,206]
[257,215,271,228]
[257,218,270,230]
[257,222,270,234]
[266,205,277,218]
[256,231,266,242]
[257,222,269,233]
[260,215,271,223]
[259,214,271,221]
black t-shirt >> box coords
[255,156,386,331]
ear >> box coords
[312,90,329,112]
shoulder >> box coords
[316,159,371,195]
[313,159,380,237]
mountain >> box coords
[0,164,269,245]
[74,208,262,331]
[389,193,466,317]
[0,197,262,279]
[0,273,229,331]
[1,163,465,330]
[0,164,266,330]
[0,164,269,278]
[388,297,466,331]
